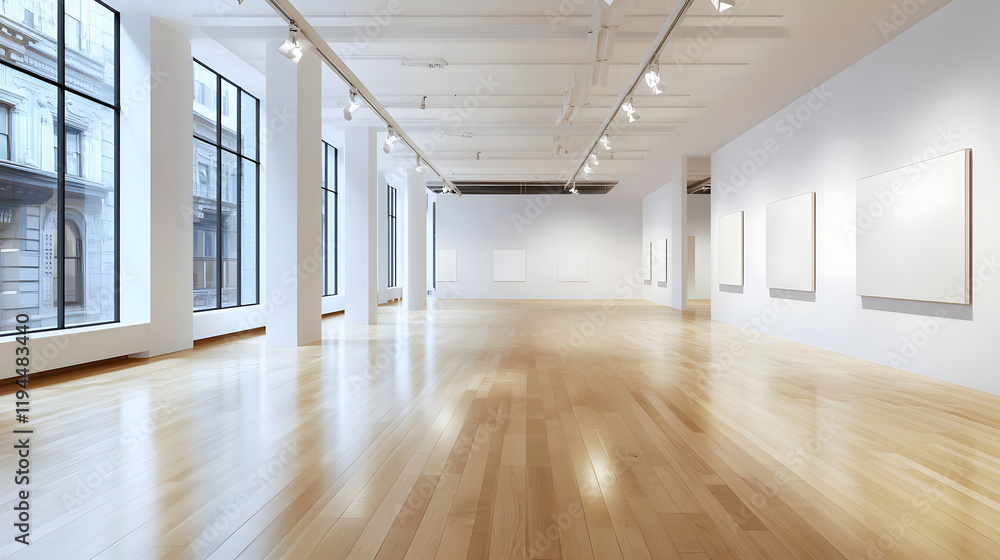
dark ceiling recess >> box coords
[687,177,711,194]
[428,181,618,195]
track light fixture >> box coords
[383,127,401,154]
[621,96,639,123]
[278,21,304,63]
[600,134,612,151]
[583,164,593,176]
[343,89,360,121]
[644,62,663,95]
[711,0,735,12]
[588,154,599,167]
[416,157,425,174]
[569,184,580,195]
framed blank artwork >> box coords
[717,211,744,286]
[653,239,668,283]
[493,249,527,282]
[766,192,816,292]
[644,242,652,281]
[856,149,971,304]
[558,249,589,282]
[436,250,458,282]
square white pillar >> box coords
[671,155,689,311]
[141,19,193,357]
[264,47,323,346]
[403,169,427,312]
[345,127,378,325]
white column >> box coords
[670,155,689,311]
[345,127,378,325]
[140,19,193,357]
[403,169,427,312]
[264,46,323,346]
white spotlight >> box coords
[383,127,401,154]
[588,154,599,167]
[343,89,360,121]
[600,134,612,151]
[583,164,593,176]
[644,62,663,95]
[711,0,735,12]
[278,21,304,63]
[416,157,425,174]
[621,97,639,123]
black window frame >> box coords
[192,59,260,312]
[0,0,121,337]
[387,184,398,289]
[322,141,338,296]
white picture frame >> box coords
[856,149,971,304]
[766,193,816,292]
[718,211,745,286]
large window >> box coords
[193,60,259,311]
[321,142,337,296]
[0,0,119,335]
[387,184,398,288]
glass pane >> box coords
[65,0,116,104]
[220,80,238,152]
[220,151,237,308]
[0,72,59,333]
[327,144,337,192]
[240,92,257,160]
[0,0,58,81]
[321,188,327,294]
[193,138,218,311]
[326,191,337,295]
[63,93,114,326]
[240,159,258,305]
[193,63,218,142]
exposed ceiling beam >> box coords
[566,0,697,189]
[261,0,461,194]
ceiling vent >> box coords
[402,57,449,69]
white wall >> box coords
[436,195,642,300]
[642,183,673,307]
[687,194,711,300]
[711,0,1000,395]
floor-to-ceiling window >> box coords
[387,184,397,289]
[321,142,337,296]
[192,60,259,311]
[0,0,119,335]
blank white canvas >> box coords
[493,249,527,282]
[718,211,744,286]
[643,242,652,281]
[436,250,458,282]
[558,249,589,282]
[766,192,816,291]
[856,149,971,304]
[652,239,668,283]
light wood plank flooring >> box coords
[2,299,1000,559]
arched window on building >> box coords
[63,221,83,305]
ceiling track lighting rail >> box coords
[262,0,461,195]
[564,0,696,190]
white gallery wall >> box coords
[711,0,1000,395]
[687,194,712,300]
[642,182,689,308]
[435,195,641,300]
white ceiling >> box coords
[125,0,953,197]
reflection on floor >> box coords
[2,299,998,559]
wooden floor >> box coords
[2,300,1000,560]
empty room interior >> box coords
[2,0,1000,558]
